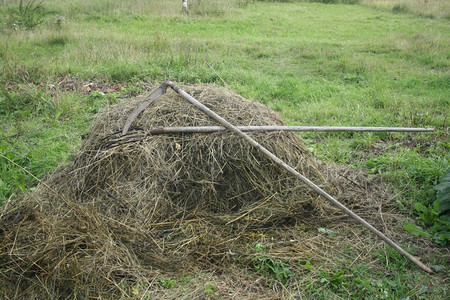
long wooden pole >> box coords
[138,125,433,135]
[164,81,433,273]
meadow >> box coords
[0,0,449,298]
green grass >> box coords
[362,0,450,19]
[0,0,449,298]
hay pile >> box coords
[74,84,326,219]
[0,84,400,298]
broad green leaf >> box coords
[435,169,450,214]
[413,202,428,214]
[403,223,431,238]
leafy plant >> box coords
[298,259,313,270]
[204,283,215,295]
[404,169,450,246]
[87,91,105,100]
[249,242,292,285]
[252,257,293,285]
[414,202,440,227]
[404,206,449,246]
[435,168,450,215]
[403,223,431,239]
[159,278,177,289]
[319,269,347,291]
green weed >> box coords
[404,169,450,246]
[318,269,347,292]
[252,257,293,285]
[5,0,47,30]
[159,278,178,289]
[203,283,216,295]
[250,243,293,285]
[435,168,450,215]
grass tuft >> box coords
[392,3,409,14]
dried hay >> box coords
[0,84,414,298]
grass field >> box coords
[0,0,449,298]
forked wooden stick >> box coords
[161,81,432,273]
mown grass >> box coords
[0,0,449,298]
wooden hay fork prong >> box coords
[122,81,433,273]
[122,82,169,135]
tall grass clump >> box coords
[4,0,47,30]
[392,3,408,14]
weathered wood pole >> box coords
[139,125,434,134]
